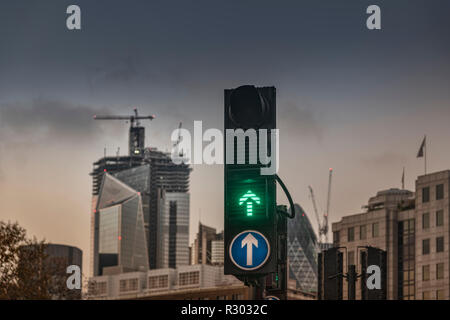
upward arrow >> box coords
[239,190,261,216]
[241,233,258,266]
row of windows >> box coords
[90,281,107,295]
[119,278,139,292]
[346,223,379,242]
[148,275,169,289]
[422,210,444,229]
[423,290,446,300]
[398,219,415,300]
[422,184,444,203]
[179,271,200,286]
[422,263,445,281]
[422,237,444,255]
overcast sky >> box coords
[1,0,450,275]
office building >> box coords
[19,243,83,299]
[90,148,191,275]
[93,173,149,275]
[287,204,320,293]
[191,223,224,265]
[332,170,450,300]
[87,264,246,300]
[157,192,190,268]
[211,240,224,265]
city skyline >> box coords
[1,0,450,277]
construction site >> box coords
[90,109,191,274]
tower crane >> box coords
[93,107,155,127]
[93,108,155,156]
[308,168,333,245]
[172,122,184,157]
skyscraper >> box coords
[287,204,320,293]
[93,173,149,276]
[157,192,190,268]
[191,223,224,265]
[91,152,190,275]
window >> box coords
[436,290,445,300]
[91,281,107,295]
[422,265,430,281]
[436,210,444,227]
[179,271,200,286]
[347,227,354,242]
[372,222,379,237]
[398,219,415,300]
[422,213,429,229]
[360,225,367,240]
[119,278,138,292]
[422,187,430,203]
[348,251,355,266]
[436,263,444,280]
[436,184,444,200]
[423,239,430,255]
[436,237,444,253]
[333,231,340,245]
[148,275,169,289]
[119,280,126,292]
[422,291,430,300]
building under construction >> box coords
[90,110,191,276]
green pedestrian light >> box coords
[239,190,261,216]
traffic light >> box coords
[224,85,277,277]
[360,246,387,300]
[318,247,343,300]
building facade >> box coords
[157,192,190,268]
[191,223,224,266]
[93,173,149,276]
[46,244,83,299]
[287,204,320,293]
[332,170,450,300]
[211,240,224,265]
[90,148,191,275]
[87,264,246,300]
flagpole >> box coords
[402,167,405,189]
[425,135,427,175]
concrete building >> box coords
[87,264,246,300]
[332,170,450,300]
[191,223,224,265]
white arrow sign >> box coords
[241,233,258,265]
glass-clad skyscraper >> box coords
[157,192,190,268]
[93,173,149,275]
[288,204,320,293]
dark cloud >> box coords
[0,98,113,143]
[279,101,323,141]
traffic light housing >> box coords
[318,247,343,300]
[360,246,387,300]
[224,85,277,276]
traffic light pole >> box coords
[223,85,296,301]
[347,265,357,300]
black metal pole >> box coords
[347,265,357,300]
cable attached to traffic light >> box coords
[275,174,295,219]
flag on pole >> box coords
[417,136,426,158]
